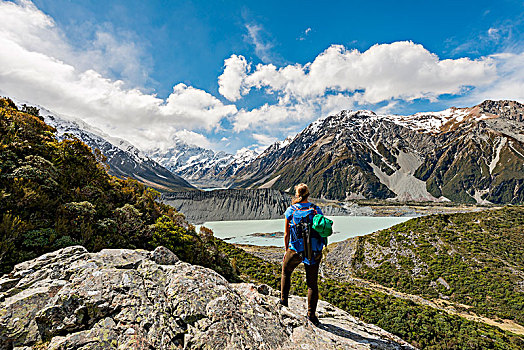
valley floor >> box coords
[363,203,501,217]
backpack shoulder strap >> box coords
[290,204,301,225]
[290,204,315,224]
[290,204,301,215]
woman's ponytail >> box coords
[292,183,310,204]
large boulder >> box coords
[0,246,414,349]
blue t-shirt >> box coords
[285,202,325,263]
[284,202,323,220]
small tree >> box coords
[0,213,26,270]
[56,201,96,245]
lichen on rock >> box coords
[0,246,414,349]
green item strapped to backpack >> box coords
[312,214,333,237]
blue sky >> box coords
[1,0,523,154]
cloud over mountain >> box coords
[220,42,499,102]
[1,1,522,153]
[219,42,501,130]
[0,0,236,151]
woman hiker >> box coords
[279,183,326,326]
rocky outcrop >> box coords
[478,100,524,122]
[0,246,414,349]
[162,189,291,223]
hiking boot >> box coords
[307,315,320,326]
[278,299,288,307]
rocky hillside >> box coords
[0,246,413,350]
[230,100,524,204]
[162,188,374,223]
[415,101,524,203]
[162,188,290,223]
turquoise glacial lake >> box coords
[196,216,411,247]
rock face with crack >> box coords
[0,246,414,349]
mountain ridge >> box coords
[148,143,258,188]
[5,97,196,192]
[8,97,523,203]
[229,100,524,204]
[43,113,196,192]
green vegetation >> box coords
[214,238,524,349]
[349,208,524,326]
[2,96,523,349]
[0,98,233,278]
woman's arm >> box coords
[284,218,290,250]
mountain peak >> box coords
[233,147,258,162]
[229,100,524,203]
[41,110,195,192]
[475,100,524,122]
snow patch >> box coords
[489,137,507,174]
[345,192,365,200]
[369,151,441,202]
[473,189,491,205]
[509,142,524,159]
[387,107,480,133]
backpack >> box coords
[289,203,324,264]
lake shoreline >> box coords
[197,215,412,247]
[167,188,498,224]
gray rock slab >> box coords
[0,246,414,349]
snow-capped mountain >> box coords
[16,97,523,203]
[230,100,524,204]
[149,143,258,188]
[41,112,195,192]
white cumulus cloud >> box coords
[174,130,212,149]
[218,55,249,102]
[220,42,497,104]
[465,51,524,103]
[234,100,317,132]
[0,0,236,150]
[217,41,511,133]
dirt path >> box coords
[330,276,524,336]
